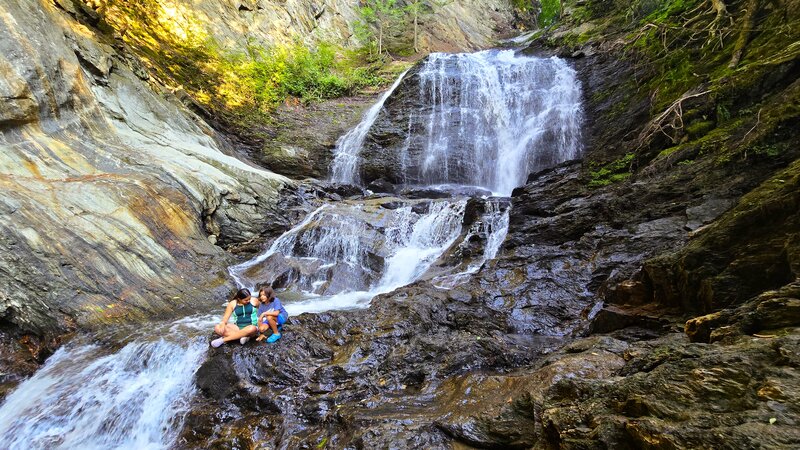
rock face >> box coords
[186,297,800,449]
[118,0,517,53]
[255,96,377,180]
[0,0,299,378]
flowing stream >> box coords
[0,49,582,449]
[0,314,218,450]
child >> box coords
[211,288,259,347]
[255,285,289,343]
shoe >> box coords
[240,336,250,345]
[266,333,281,343]
[211,338,225,348]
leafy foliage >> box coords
[98,1,385,129]
[355,0,406,56]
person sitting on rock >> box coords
[211,288,259,348]
[255,285,288,343]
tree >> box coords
[356,0,406,56]
[405,0,452,54]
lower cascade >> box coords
[229,197,511,314]
[0,317,214,450]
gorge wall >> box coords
[0,0,302,382]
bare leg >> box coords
[222,325,257,343]
[215,323,238,337]
[256,323,269,341]
[266,316,280,335]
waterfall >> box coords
[0,316,215,450]
[330,70,410,184]
[330,50,583,195]
[411,50,583,195]
[237,51,583,309]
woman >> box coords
[255,285,289,343]
[211,288,259,347]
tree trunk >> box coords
[729,0,760,68]
[378,22,383,56]
[414,8,419,53]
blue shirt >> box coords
[258,298,288,321]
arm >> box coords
[219,301,235,327]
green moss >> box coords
[658,146,681,158]
[643,0,700,22]
[540,0,562,27]
[685,120,715,139]
[588,153,635,187]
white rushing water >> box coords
[0,315,216,450]
[230,200,471,313]
[432,199,511,289]
[330,50,583,195]
[411,50,583,195]
[330,70,409,184]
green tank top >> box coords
[233,302,257,329]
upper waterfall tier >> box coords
[330,50,584,195]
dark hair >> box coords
[233,288,251,301]
[258,285,275,302]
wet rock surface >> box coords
[252,96,376,180]
[185,285,566,449]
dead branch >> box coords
[637,89,713,150]
[706,0,734,48]
[741,108,763,159]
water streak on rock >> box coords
[330,71,409,184]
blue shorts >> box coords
[262,315,287,326]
